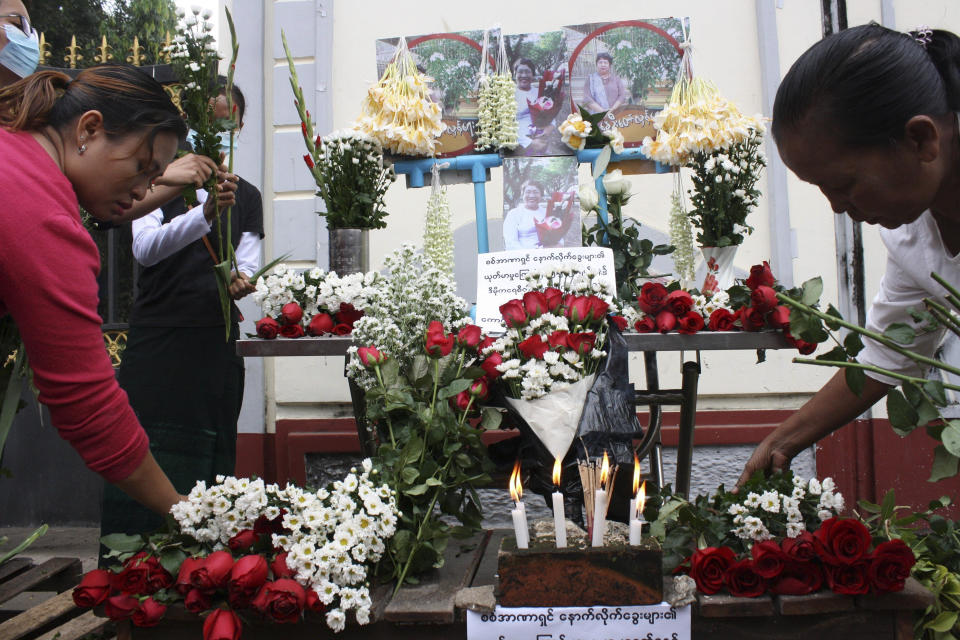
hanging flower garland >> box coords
[475,30,518,151]
[354,37,445,157]
[423,163,455,278]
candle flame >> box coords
[509,460,522,502]
[600,451,610,489]
[552,457,562,487]
[632,452,641,494]
[636,481,647,518]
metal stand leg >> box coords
[643,351,665,489]
[675,359,701,499]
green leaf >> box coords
[887,389,919,435]
[924,610,958,632]
[883,323,916,345]
[405,484,429,496]
[400,466,419,484]
[438,378,472,400]
[816,346,847,363]
[843,332,864,357]
[100,533,145,553]
[425,477,443,487]
[824,304,843,331]
[159,548,187,576]
[800,277,823,306]
[845,367,866,397]
[929,445,960,482]
[924,380,949,407]
[941,421,960,458]
[0,524,47,566]
[903,382,941,425]
[480,408,502,430]
[879,489,896,520]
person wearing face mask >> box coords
[0,64,241,515]
[0,1,39,86]
[99,79,263,541]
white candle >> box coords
[512,504,529,549]
[629,497,636,522]
[591,488,607,547]
[629,518,643,545]
[552,492,567,548]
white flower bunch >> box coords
[423,184,455,278]
[691,289,731,318]
[312,130,395,230]
[347,245,469,387]
[170,459,398,632]
[558,113,592,151]
[668,190,696,283]
[475,72,519,151]
[727,475,844,543]
[252,263,379,324]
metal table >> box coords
[237,331,791,498]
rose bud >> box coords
[517,335,549,359]
[279,324,305,338]
[146,565,174,594]
[456,324,483,350]
[477,335,495,352]
[522,291,549,318]
[768,305,790,330]
[306,589,326,613]
[565,296,592,325]
[868,539,916,592]
[331,323,352,336]
[176,557,204,595]
[229,555,269,608]
[203,607,243,640]
[708,308,736,331]
[113,551,153,594]
[547,330,569,350]
[635,316,656,333]
[655,310,676,333]
[785,331,817,355]
[480,352,503,379]
[771,560,824,595]
[585,296,610,322]
[610,315,628,331]
[132,597,167,627]
[228,529,260,552]
[280,302,303,325]
[665,290,694,316]
[424,325,455,357]
[256,316,280,339]
[751,540,786,579]
[566,332,596,356]
[104,593,140,620]
[336,303,364,326]
[782,531,817,562]
[256,578,307,624]
[499,299,528,328]
[190,550,235,592]
[676,311,705,334]
[451,390,472,411]
[543,287,564,313]
[470,377,490,400]
[751,285,778,313]
[185,587,212,613]
[306,312,334,336]
[745,261,775,290]
[270,553,296,579]
[723,558,766,598]
[72,569,113,608]
[637,282,669,315]
[739,306,767,332]
[357,346,386,368]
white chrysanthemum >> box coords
[808,478,822,495]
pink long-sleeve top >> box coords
[0,127,148,482]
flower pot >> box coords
[328,227,370,275]
[700,245,739,295]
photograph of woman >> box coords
[505,31,571,156]
[502,156,579,250]
[582,51,628,114]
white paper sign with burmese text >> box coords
[467,604,691,640]
[476,247,615,334]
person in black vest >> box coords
[100,80,263,539]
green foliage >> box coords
[505,31,567,78]
[603,19,685,102]
[412,33,483,113]
[0,525,47,566]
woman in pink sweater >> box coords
[0,65,234,515]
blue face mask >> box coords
[0,24,39,78]
[187,129,236,159]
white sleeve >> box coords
[858,253,946,385]
[131,199,212,267]
[235,232,262,277]
[503,209,522,251]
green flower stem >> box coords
[793,357,960,393]
[924,298,960,337]
[931,272,960,309]
[458,396,475,427]
[777,292,960,378]
[392,459,452,597]
[372,365,396,447]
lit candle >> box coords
[509,461,529,549]
[552,458,567,548]
[628,452,641,522]
[629,481,647,546]
[591,452,610,547]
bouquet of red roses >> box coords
[255,300,365,339]
[534,190,577,246]
[527,68,566,135]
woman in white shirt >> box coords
[503,181,547,250]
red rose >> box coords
[114,552,162,595]
[771,560,824,595]
[565,295,592,325]
[610,315,628,331]
[677,311,705,335]
[331,323,352,336]
[228,529,260,552]
[306,313,334,336]
[585,296,610,323]
[638,282,669,315]
[457,324,483,349]
[547,330,569,350]
[203,608,242,640]
[270,553,296,580]
[751,540,785,579]
[782,531,818,562]
[480,352,503,379]
[279,324,305,338]
[185,588,212,613]
[499,299,527,328]
[784,330,817,355]
[132,597,167,627]
[635,316,656,333]
[337,303,364,326]
[566,332,596,356]
[280,302,303,325]
[666,290,694,315]
[104,593,140,620]
[689,547,736,595]
[767,305,790,330]
[72,569,113,608]
[543,287,564,313]
[655,310,676,333]
[253,511,286,536]
[814,518,872,565]
[191,550,235,592]
[256,317,280,339]
[739,306,767,332]
[478,336,495,352]
[176,557,204,595]
[518,335,549,359]
[868,539,916,593]
[229,555,269,608]
[708,308,737,331]
[357,346,386,368]
[146,565,173,593]
[523,291,549,318]
[824,562,870,595]
[724,558,767,597]
[751,286,778,313]
[255,578,306,624]
[746,261,775,290]
[470,377,489,400]
[424,323,455,357]
[451,390,472,411]
[306,589,326,613]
